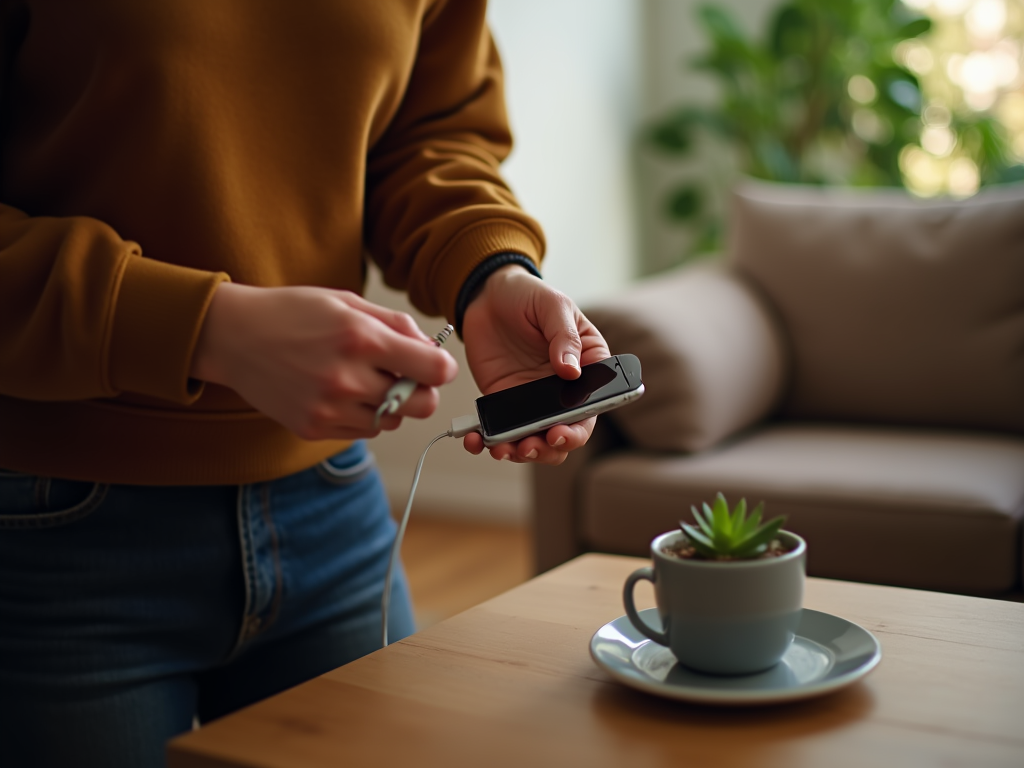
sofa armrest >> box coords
[584,260,789,453]
[530,417,624,574]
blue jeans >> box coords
[0,442,415,768]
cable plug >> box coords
[448,413,481,438]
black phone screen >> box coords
[476,357,629,436]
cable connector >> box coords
[374,324,454,430]
[448,413,481,438]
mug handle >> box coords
[623,566,669,646]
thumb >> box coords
[541,293,583,380]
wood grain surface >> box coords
[398,516,530,629]
[169,554,1024,768]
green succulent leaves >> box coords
[680,493,786,560]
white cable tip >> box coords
[448,413,481,438]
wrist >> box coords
[189,282,251,384]
[472,263,534,298]
[454,252,541,337]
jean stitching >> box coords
[0,482,109,530]
[315,451,376,485]
[225,484,257,661]
[258,483,284,633]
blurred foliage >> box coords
[648,0,1024,260]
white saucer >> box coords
[590,608,881,706]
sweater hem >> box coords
[0,396,351,486]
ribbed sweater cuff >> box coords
[418,220,542,322]
[108,257,230,404]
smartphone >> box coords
[475,354,644,447]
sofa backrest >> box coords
[583,261,788,453]
[729,179,1024,435]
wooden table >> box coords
[169,554,1024,768]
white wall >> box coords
[489,0,641,304]
[366,0,643,524]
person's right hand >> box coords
[189,283,458,440]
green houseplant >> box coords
[649,0,1024,262]
[675,493,788,560]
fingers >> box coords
[576,313,612,365]
[370,381,441,422]
[371,333,458,387]
[337,292,433,343]
[298,383,441,441]
[333,301,459,387]
[333,290,458,384]
[537,292,584,380]
[461,418,595,466]
[533,286,609,379]
[462,431,486,455]
[311,308,452,438]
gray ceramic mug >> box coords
[623,529,806,675]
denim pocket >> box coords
[315,443,376,486]
[0,469,108,529]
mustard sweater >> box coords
[0,0,544,485]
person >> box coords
[0,1,609,766]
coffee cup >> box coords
[623,529,806,675]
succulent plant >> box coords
[680,493,787,560]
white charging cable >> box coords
[380,412,481,647]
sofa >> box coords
[531,179,1024,596]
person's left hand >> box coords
[461,264,610,465]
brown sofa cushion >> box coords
[584,261,787,453]
[730,180,1024,434]
[579,424,1024,593]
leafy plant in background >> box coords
[649,0,1024,261]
